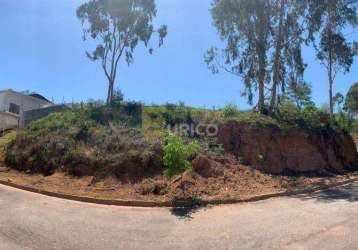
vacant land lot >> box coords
[1,106,357,202]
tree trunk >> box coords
[256,5,269,115]
[106,83,111,105]
[269,73,278,113]
[257,31,267,114]
[106,80,114,106]
[269,0,285,113]
[328,60,334,119]
[258,53,266,114]
[328,11,334,120]
[258,79,265,114]
[110,81,114,105]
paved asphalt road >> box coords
[0,183,357,250]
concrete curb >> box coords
[0,177,357,208]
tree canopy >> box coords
[206,0,357,116]
[286,81,313,109]
[77,0,167,105]
[304,0,358,118]
[345,83,358,116]
[205,0,307,114]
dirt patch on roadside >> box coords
[1,152,356,202]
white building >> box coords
[0,89,53,131]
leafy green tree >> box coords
[333,92,344,111]
[205,0,306,114]
[305,0,358,119]
[345,83,358,116]
[335,110,353,131]
[286,81,313,109]
[205,0,271,114]
[269,0,307,112]
[111,88,124,106]
[77,0,167,105]
[334,88,355,132]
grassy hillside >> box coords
[0,131,16,147]
[5,110,163,178]
[4,101,354,178]
[2,103,357,201]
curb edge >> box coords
[0,178,357,208]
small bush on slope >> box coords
[221,103,241,119]
[163,134,199,177]
[274,100,347,133]
[161,102,194,127]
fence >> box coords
[22,105,69,128]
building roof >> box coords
[29,93,52,103]
[0,89,52,104]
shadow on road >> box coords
[295,183,357,203]
[170,205,207,220]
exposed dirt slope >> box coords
[1,131,357,202]
[218,121,358,174]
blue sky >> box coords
[0,0,357,109]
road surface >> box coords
[0,182,357,250]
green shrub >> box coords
[191,109,221,124]
[221,103,240,118]
[89,103,142,127]
[274,100,331,129]
[163,134,199,177]
[0,131,17,147]
[275,99,300,122]
[162,102,193,127]
[352,119,358,133]
[335,111,357,133]
[111,88,124,106]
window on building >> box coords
[9,103,20,114]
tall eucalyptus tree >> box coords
[205,0,306,114]
[77,0,167,105]
[305,0,358,118]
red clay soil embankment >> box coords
[218,121,358,174]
